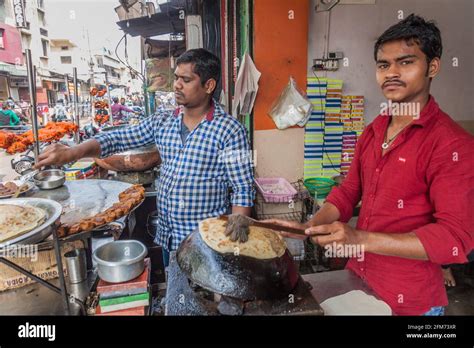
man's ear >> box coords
[428,57,441,78]
[205,79,217,95]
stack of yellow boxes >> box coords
[65,161,99,181]
[321,79,344,179]
[304,77,327,179]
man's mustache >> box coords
[382,79,406,88]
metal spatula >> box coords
[218,215,309,237]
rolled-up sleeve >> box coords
[325,130,366,222]
[414,137,474,265]
[94,113,166,158]
[222,123,255,207]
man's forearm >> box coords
[232,206,252,216]
[358,230,428,260]
[306,202,341,228]
[71,139,102,160]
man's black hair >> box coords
[374,14,442,63]
[176,49,221,88]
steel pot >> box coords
[176,228,299,301]
[93,240,147,283]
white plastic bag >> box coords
[268,77,312,129]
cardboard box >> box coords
[65,160,99,181]
[0,240,84,292]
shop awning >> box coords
[40,76,66,83]
[116,11,185,38]
[0,62,27,77]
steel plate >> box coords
[0,198,63,248]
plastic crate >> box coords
[254,177,298,203]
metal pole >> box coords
[90,68,94,120]
[52,227,71,315]
[105,71,113,125]
[73,67,80,143]
[64,73,69,105]
[140,37,150,116]
[25,49,40,164]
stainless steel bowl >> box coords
[93,240,147,283]
[34,169,66,190]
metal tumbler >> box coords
[64,248,87,284]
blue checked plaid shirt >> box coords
[95,100,255,251]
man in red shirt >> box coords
[268,14,473,315]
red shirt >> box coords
[326,96,474,315]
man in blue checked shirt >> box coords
[36,49,255,267]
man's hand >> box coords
[261,218,309,240]
[34,139,101,169]
[224,214,252,243]
[305,221,365,247]
[34,143,77,169]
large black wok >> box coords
[176,228,299,301]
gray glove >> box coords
[224,214,254,243]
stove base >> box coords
[165,252,324,316]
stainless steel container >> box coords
[33,169,66,190]
[91,222,125,267]
[93,240,147,283]
[64,248,87,284]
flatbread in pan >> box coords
[199,217,286,260]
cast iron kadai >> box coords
[176,225,300,301]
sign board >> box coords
[9,76,28,88]
[12,0,26,28]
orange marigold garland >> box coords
[0,122,79,154]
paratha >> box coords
[0,204,47,243]
[199,218,287,260]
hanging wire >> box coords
[115,33,146,83]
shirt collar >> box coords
[411,95,439,127]
[372,95,439,134]
[173,99,218,122]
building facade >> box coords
[0,0,27,102]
